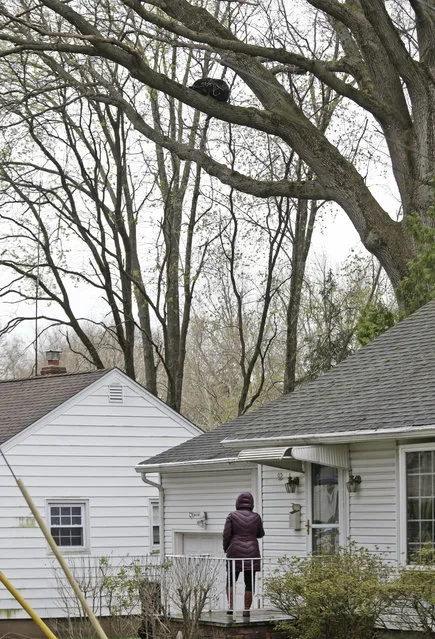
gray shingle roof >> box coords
[137,299,435,469]
[0,369,110,446]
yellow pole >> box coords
[0,571,58,639]
[15,479,109,639]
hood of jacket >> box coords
[235,492,254,511]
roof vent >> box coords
[109,384,124,404]
[40,350,67,376]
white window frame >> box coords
[149,498,160,551]
[399,442,435,565]
[46,499,90,554]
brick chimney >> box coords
[40,350,67,376]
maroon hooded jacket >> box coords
[222,492,265,571]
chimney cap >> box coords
[46,349,61,361]
[40,349,66,375]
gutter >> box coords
[221,424,435,448]
[140,473,166,559]
[135,456,242,473]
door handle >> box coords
[305,519,311,535]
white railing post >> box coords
[231,558,237,621]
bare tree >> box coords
[0,0,431,308]
[164,556,222,639]
[0,44,217,410]
[182,251,395,428]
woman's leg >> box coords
[226,566,240,613]
[242,571,254,617]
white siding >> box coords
[261,440,399,562]
[162,466,256,555]
[0,371,198,619]
[348,440,398,561]
[261,465,307,558]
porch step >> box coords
[169,611,289,638]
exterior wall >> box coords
[260,440,399,563]
[0,371,199,620]
[161,466,256,555]
[348,439,398,562]
[261,465,307,559]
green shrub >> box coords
[389,545,435,637]
[266,544,393,639]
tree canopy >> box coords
[0,0,432,419]
[1,0,433,299]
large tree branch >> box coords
[30,53,336,200]
[409,0,435,72]
[0,0,394,121]
[359,0,426,87]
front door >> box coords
[307,463,343,554]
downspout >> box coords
[140,473,165,559]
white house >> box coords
[0,363,200,629]
[136,300,435,604]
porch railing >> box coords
[51,554,283,621]
[164,555,282,620]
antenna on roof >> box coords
[34,186,41,377]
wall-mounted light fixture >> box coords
[284,475,300,493]
[346,473,362,494]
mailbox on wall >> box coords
[289,503,302,530]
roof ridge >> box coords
[0,368,112,385]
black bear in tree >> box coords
[190,78,230,102]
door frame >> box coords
[305,462,348,553]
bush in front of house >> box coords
[388,545,435,638]
[266,543,393,639]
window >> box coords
[150,499,160,549]
[311,464,339,555]
[401,445,435,563]
[48,501,88,551]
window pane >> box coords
[420,452,433,474]
[407,499,419,520]
[406,451,435,563]
[407,475,419,497]
[312,527,339,555]
[421,521,433,543]
[51,528,61,544]
[71,530,83,545]
[152,504,159,524]
[59,530,72,545]
[421,499,433,520]
[312,465,338,524]
[407,521,420,543]
[420,475,432,497]
[153,525,159,545]
[407,452,420,473]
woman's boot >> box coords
[243,591,253,617]
[226,587,233,614]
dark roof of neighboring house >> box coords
[137,299,435,469]
[0,369,110,446]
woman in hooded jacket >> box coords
[223,492,265,617]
